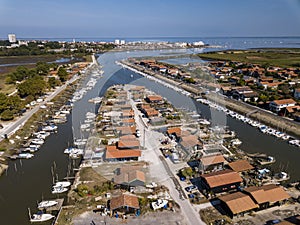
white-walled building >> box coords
[269,98,296,112]
[8,34,16,43]
[294,88,300,100]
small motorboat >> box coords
[51,185,68,194]
[18,153,34,159]
[38,200,58,209]
[53,181,71,188]
[29,209,54,222]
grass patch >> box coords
[198,49,300,68]
[80,167,108,183]
[200,207,231,225]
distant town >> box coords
[0,33,300,225]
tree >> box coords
[1,110,14,121]
[36,62,50,75]
[17,76,47,98]
[48,77,60,88]
[258,94,268,103]
[57,67,68,82]
[184,77,196,84]
[7,66,30,83]
[0,94,23,120]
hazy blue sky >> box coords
[1,0,300,38]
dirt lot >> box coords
[73,210,187,225]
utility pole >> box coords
[143,126,146,149]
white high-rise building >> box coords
[8,34,16,43]
[120,40,126,45]
[114,39,120,45]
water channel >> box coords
[0,48,299,225]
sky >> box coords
[0,0,300,38]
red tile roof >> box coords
[147,95,163,102]
[110,193,140,210]
[244,184,290,204]
[219,192,258,215]
[106,145,141,159]
[118,140,140,148]
[143,108,159,117]
[180,135,201,149]
[122,118,135,124]
[228,160,254,172]
[122,110,134,117]
[272,99,296,105]
[201,169,243,188]
[167,127,182,137]
[200,154,226,166]
[116,126,136,135]
[106,149,141,159]
[120,135,138,141]
[114,170,146,185]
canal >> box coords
[0,48,299,225]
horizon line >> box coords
[1,35,300,40]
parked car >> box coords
[188,193,195,199]
[185,185,197,192]
[136,129,141,137]
[267,219,281,225]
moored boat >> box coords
[51,185,68,194]
[53,181,71,188]
[38,200,58,209]
[29,210,54,223]
[18,153,34,159]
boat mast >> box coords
[28,208,32,220]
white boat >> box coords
[38,200,58,209]
[69,153,81,159]
[64,147,83,155]
[51,185,68,194]
[86,112,96,119]
[84,118,94,124]
[31,139,44,145]
[34,131,50,139]
[60,110,70,115]
[198,119,210,125]
[18,153,34,159]
[29,210,54,223]
[151,199,168,210]
[74,138,87,146]
[42,125,57,132]
[231,138,242,146]
[29,144,40,150]
[53,181,71,188]
[80,123,90,129]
